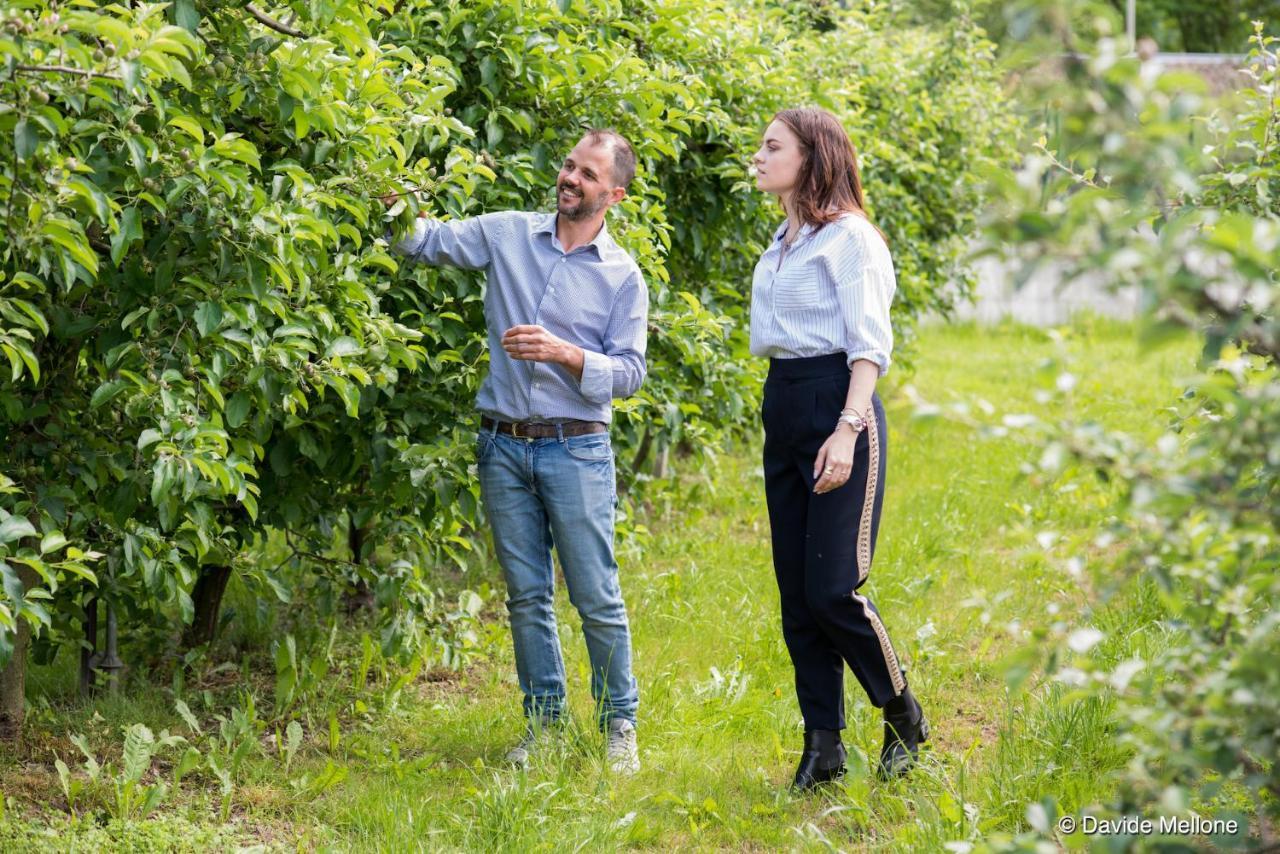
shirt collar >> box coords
[773,219,815,245]
[537,212,612,257]
[534,211,558,236]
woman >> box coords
[749,107,929,790]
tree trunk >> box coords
[342,516,375,613]
[631,427,653,478]
[182,564,233,649]
[653,445,670,479]
[0,565,39,741]
[79,597,98,697]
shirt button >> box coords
[560,258,566,264]
[548,287,555,294]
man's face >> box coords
[556,139,621,221]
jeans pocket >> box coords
[563,435,612,463]
[475,431,496,464]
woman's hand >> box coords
[812,424,858,494]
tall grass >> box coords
[0,318,1199,851]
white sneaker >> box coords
[606,718,640,775]
[505,722,560,768]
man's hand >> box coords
[380,189,428,217]
[501,325,584,379]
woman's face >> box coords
[752,120,804,197]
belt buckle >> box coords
[510,421,529,440]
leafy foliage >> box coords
[974,11,1278,846]
[0,0,1011,702]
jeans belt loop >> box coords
[556,422,565,442]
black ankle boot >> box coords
[878,687,929,779]
[792,729,847,791]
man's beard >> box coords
[557,184,607,221]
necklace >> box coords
[783,220,805,250]
[776,230,799,273]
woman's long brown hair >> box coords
[772,107,883,238]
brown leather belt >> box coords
[480,416,607,439]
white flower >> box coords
[1068,627,1105,653]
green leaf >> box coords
[71,734,99,777]
[2,340,39,383]
[284,719,303,770]
[166,116,204,142]
[15,120,38,161]
[0,516,37,545]
[66,176,113,227]
[125,137,148,174]
[326,375,360,418]
[122,723,156,784]
[110,207,143,266]
[139,782,169,817]
[174,699,202,734]
[194,302,223,337]
[173,746,202,787]
[54,758,71,800]
[325,337,363,358]
[1,561,27,609]
[212,134,261,170]
[225,392,251,429]
[486,118,504,151]
[90,380,129,410]
[2,344,25,383]
[174,0,200,33]
[41,220,99,278]
[0,298,48,336]
[121,60,141,91]
[39,532,68,555]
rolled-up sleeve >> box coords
[392,214,495,270]
[826,227,895,376]
[577,271,648,405]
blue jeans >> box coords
[475,426,639,728]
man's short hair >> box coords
[584,128,637,190]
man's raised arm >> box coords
[389,210,494,271]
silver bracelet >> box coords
[836,412,867,433]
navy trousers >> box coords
[762,353,907,731]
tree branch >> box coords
[4,67,18,251]
[379,0,409,18]
[245,4,307,38]
[284,528,357,568]
[15,64,121,81]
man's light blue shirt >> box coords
[393,211,648,424]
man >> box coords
[387,130,647,774]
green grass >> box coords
[0,317,1201,851]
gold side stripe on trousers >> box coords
[856,413,880,585]
[853,591,906,696]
